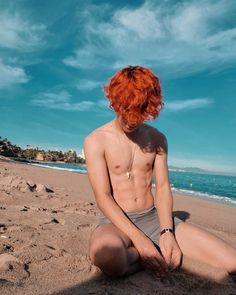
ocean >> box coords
[29,162,236,206]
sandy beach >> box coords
[0,158,235,295]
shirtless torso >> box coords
[93,119,159,212]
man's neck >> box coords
[113,117,142,139]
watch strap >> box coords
[160,228,174,236]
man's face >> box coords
[117,115,142,133]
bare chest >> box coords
[104,138,156,176]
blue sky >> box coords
[0,0,236,174]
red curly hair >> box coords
[104,65,163,125]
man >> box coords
[84,65,236,277]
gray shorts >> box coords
[96,206,182,246]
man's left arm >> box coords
[153,134,182,271]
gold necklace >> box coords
[126,143,137,179]
[114,121,138,180]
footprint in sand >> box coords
[74,207,97,216]
[0,224,7,234]
[0,241,14,254]
[0,278,21,287]
[34,193,55,199]
[0,253,29,285]
[60,201,98,216]
[44,244,67,258]
[76,223,92,230]
[4,224,36,233]
[14,244,53,264]
[65,254,95,274]
[14,244,67,264]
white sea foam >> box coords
[152,183,236,205]
[28,163,87,174]
[171,187,236,206]
[169,168,186,172]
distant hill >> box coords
[168,166,236,176]
[169,166,208,173]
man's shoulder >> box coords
[142,123,167,154]
[143,123,167,140]
[84,121,113,148]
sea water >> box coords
[29,162,236,206]
[168,170,236,206]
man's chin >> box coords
[123,126,138,133]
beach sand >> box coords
[0,159,235,295]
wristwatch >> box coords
[160,228,174,236]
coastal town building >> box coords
[78,149,85,160]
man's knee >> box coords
[89,239,127,276]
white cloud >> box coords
[76,79,102,90]
[0,60,29,89]
[63,43,113,69]
[32,90,95,111]
[165,98,213,111]
[63,47,94,68]
[64,0,236,78]
[109,5,164,41]
[0,11,46,51]
[97,99,109,108]
[0,10,46,89]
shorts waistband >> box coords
[124,206,156,218]
[96,206,157,228]
[98,206,156,222]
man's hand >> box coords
[159,233,182,271]
[132,234,168,277]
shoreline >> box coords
[172,188,236,207]
[1,159,236,226]
[19,159,236,207]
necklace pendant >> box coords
[126,171,131,179]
